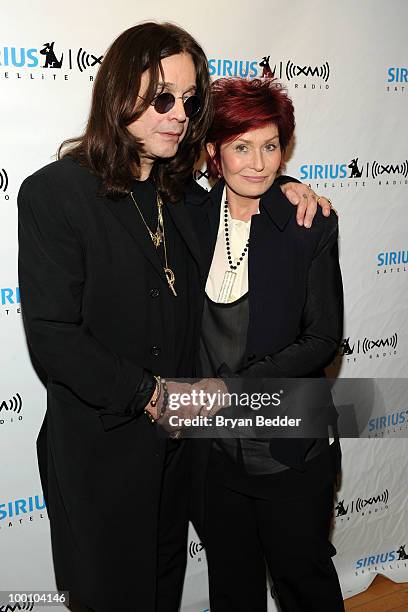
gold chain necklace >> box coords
[130,191,162,248]
[129,191,177,296]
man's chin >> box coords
[153,144,181,161]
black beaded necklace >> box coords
[224,199,249,271]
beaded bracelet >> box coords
[158,379,169,421]
[149,375,162,408]
[144,377,168,424]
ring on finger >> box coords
[316,195,332,207]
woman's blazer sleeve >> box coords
[18,174,155,423]
[239,213,343,377]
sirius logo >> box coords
[377,250,408,266]
[208,58,258,78]
[299,163,347,180]
[355,549,396,569]
[1,286,20,305]
[368,410,407,432]
[376,249,408,276]
[387,67,408,82]
[0,495,46,520]
[0,46,39,67]
[355,544,408,570]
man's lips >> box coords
[159,131,182,137]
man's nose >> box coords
[168,97,187,122]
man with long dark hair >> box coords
[18,22,331,612]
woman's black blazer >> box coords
[187,178,344,532]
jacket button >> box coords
[150,288,160,298]
[247,354,256,361]
[150,345,161,357]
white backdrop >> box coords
[1,2,407,611]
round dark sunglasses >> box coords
[151,92,201,118]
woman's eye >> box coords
[235,144,247,152]
[265,143,278,151]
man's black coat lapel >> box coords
[104,196,167,281]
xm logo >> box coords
[335,489,389,518]
[0,167,9,198]
[339,333,398,357]
[189,539,204,559]
[0,393,22,414]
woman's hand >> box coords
[190,378,230,417]
[280,182,334,228]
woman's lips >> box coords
[241,175,267,183]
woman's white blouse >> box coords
[205,186,259,303]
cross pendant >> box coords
[151,231,163,248]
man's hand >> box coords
[280,182,335,228]
[145,379,230,437]
[157,381,201,436]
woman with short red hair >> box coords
[191,78,345,611]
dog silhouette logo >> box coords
[40,42,63,68]
[339,337,354,356]
[259,56,274,78]
[397,545,408,560]
[335,500,348,516]
[348,158,363,178]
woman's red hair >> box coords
[206,77,295,179]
